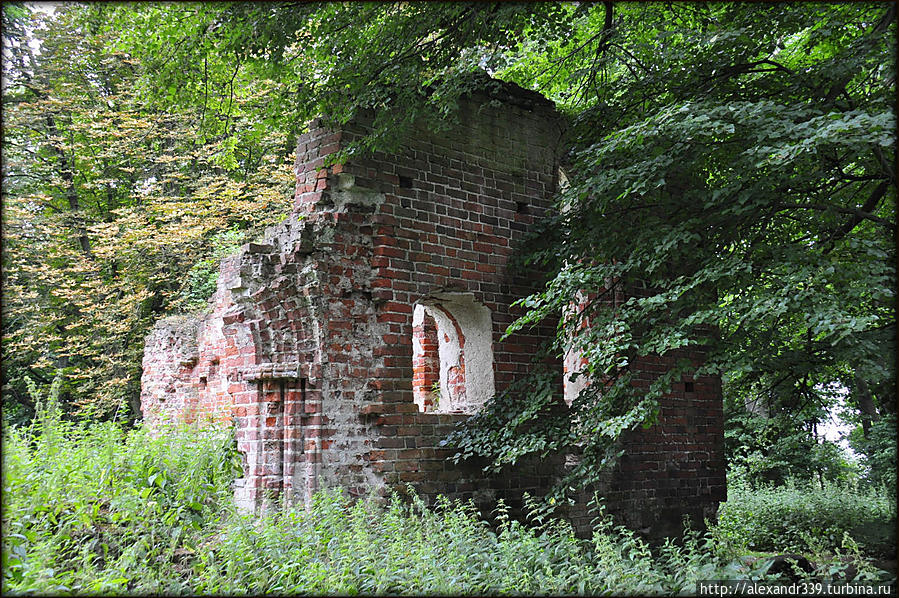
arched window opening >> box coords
[411,294,495,414]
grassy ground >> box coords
[2,406,895,595]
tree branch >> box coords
[823,179,892,252]
[774,199,894,228]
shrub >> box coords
[3,403,892,595]
[715,482,896,558]
[849,415,897,494]
[1,393,239,594]
[724,411,861,488]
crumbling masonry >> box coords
[141,80,726,537]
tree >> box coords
[5,3,893,493]
[496,2,895,490]
[2,4,294,420]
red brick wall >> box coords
[561,349,726,537]
[336,95,563,398]
[140,78,725,536]
[326,85,570,512]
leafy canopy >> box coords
[2,4,293,419]
[487,2,896,490]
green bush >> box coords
[724,411,861,488]
[850,415,898,494]
[177,227,247,309]
[3,401,893,595]
[716,482,896,558]
[1,393,239,594]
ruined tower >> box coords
[140,78,725,536]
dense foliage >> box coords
[1,5,293,420]
[848,415,898,493]
[724,408,858,488]
[717,480,896,559]
[2,412,893,595]
[470,2,897,491]
[1,386,239,593]
[2,3,894,495]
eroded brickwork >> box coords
[141,79,725,536]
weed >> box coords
[2,410,895,595]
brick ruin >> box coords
[140,79,726,538]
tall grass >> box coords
[716,481,896,558]
[188,489,782,595]
[2,392,238,594]
[2,393,894,594]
